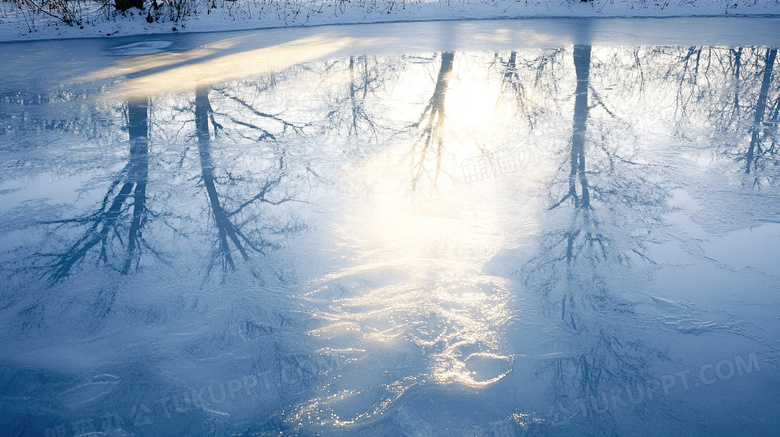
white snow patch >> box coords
[110,40,173,55]
[1,0,779,42]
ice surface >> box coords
[0,17,779,437]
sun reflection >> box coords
[296,102,533,429]
[284,52,552,432]
[445,71,501,135]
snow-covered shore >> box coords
[1,0,779,43]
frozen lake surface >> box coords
[1,17,779,436]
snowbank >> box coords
[0,0,779,42]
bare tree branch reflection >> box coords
[405,52,454,190]
[194,84,302,279]
[39,97,153,282]
[521,45,674,434]
[744,48,778,176]
[667,47,780,186]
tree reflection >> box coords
[497,48,567,130]
[405,52,453,190]
[743,48,778,177]
[714,47,780,184]
[332,55,398,142]
[194,83,303,279]
[520,44,674,433]
[550,45,591,214]
[666,46,780,186]
[40,97,152,282]
[33,73,309,283]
